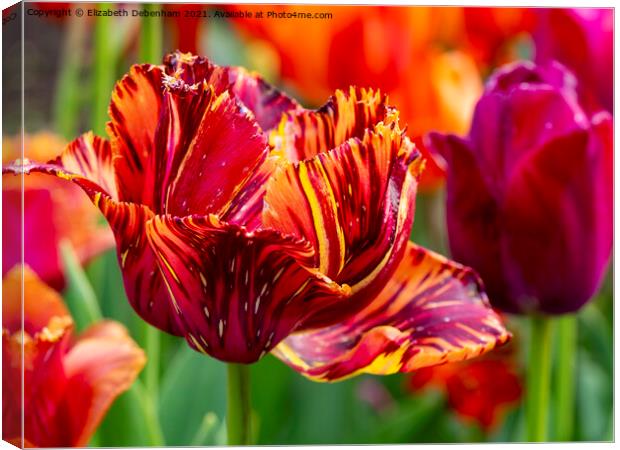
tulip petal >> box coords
[163,51,300,132]
[107,64,164,203]
[273,243,510,382]
[145,214,350,363]
[3,327,72,448]
[502,114,613,313]
[2,269,73,448]
[263,120,422,324]
[470,62,589,191]
[426,132,512,311]
[53,131,119,199]
[228,66,301,131]
[62,321,146,447]
[270,87,390,162]
[142,84,208,212]
[3,185,63,288]
[164,88,271,221]
[2,266,70,335]
[21,316,74,447]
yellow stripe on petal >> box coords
[298,162,332,275]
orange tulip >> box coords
[2,266,145,447]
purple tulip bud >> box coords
[428,61,612,315]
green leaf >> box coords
[60,240,102,331]
[250,355,295,443]
[159,345,227,445]
[190,412,220,446]
[575,351,612,441]
[579,299,613,375]
[97,383,160,446]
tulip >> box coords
[2,266,145,447]
[428,60,612,442]
[5,51,509,444]
[2,132,114,289]
[534,8,613,112]
[428,60,612,315]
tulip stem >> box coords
[526,315,553,442]
[226,364,251,445]
[553,314,577,441]
[143,324,160,403]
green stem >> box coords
[140,3,163,63]
[226,364,251,445]
[526,316,553,442]
[142,323,160,403]
[54,16,86,139]
[92,3,116,135]
[553,314,577,441]
[134,382,165,446]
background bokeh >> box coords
[2,2,613,445]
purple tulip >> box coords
[428,61,612,315]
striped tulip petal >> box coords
[145,214,350,363]
[163,50,300,132]
[109,61,276,222]
[272,243,510,382]
[107,64,164,204]
[270,87,390,162]
[164,88,270,219]
[263,120,423,325]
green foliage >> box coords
[159,345,227,445]
[60,240,102,331]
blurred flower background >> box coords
[2,2,613,446]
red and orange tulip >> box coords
[4,52,509,381]
[2,132,114,289]
[2,266,145,447]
